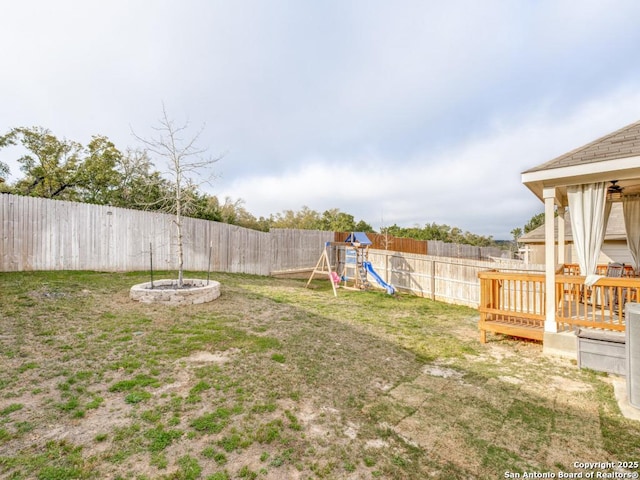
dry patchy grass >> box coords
[0,271,638,479]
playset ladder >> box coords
[342,246,369,289]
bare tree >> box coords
[379,214,394,251]
[135,105,222,287]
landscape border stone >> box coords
[129,279,221,305]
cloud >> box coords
[2,1,640,239]
[217,85,640,238]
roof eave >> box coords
[522,156,640,203]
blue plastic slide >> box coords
[363,261,395,295]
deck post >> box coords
[543,188,558,333]
[557,206,565,265]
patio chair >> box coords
[606,262,624,277]
[605,262,624,310]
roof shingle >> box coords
[523,120,640,173]
[519,202,627,243]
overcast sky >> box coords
[2,1,640,239]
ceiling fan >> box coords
[608,180,624,197]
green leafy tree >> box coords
[250,216,272,232]
[320,209,356,231]
[318,209,374,232]
[270,206,322,230]
[524,212,545,233]
[109,148,172,211]
[509,227,523,256]
[448,226,464,244]
[511,227,522,247]
[5,126,82,199]
[268,206,371,232]
[191,194,262,229]
[218,197,264,230]
[0,133,10,181]
[511,227,522,241]
[354,219,373,231]
[383,221,495,246]
[75,135,123,204]
[217,196,248,225]
[190,193,223,222]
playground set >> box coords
[306,232,395,297]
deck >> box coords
[478,265,640,343]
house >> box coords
[518,202,633,266]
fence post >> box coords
[385,252,390,284]
[431,260,436,301]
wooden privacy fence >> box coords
[0,194,333,275]
[365,250,543,308]
[334,232,508,260]
[426,240,506,261]
[334,232,427,255]
[270,228,335,274]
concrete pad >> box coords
[543,331,577,359]
[611,376,640,421]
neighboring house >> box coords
[518,202,633,266]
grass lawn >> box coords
[0,270,639,479]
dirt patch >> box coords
[549,375,593,393]
[497,375,524,385]
[423,364,464,379]
[184,349,236,364]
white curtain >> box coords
[567,182,611,286]
[623,196,640,271]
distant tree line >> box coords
[510,212,545,245]
[0,125,511,247]
[0,126,374,233]
[381,223,497,247]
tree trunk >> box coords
[176,179,184,288]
